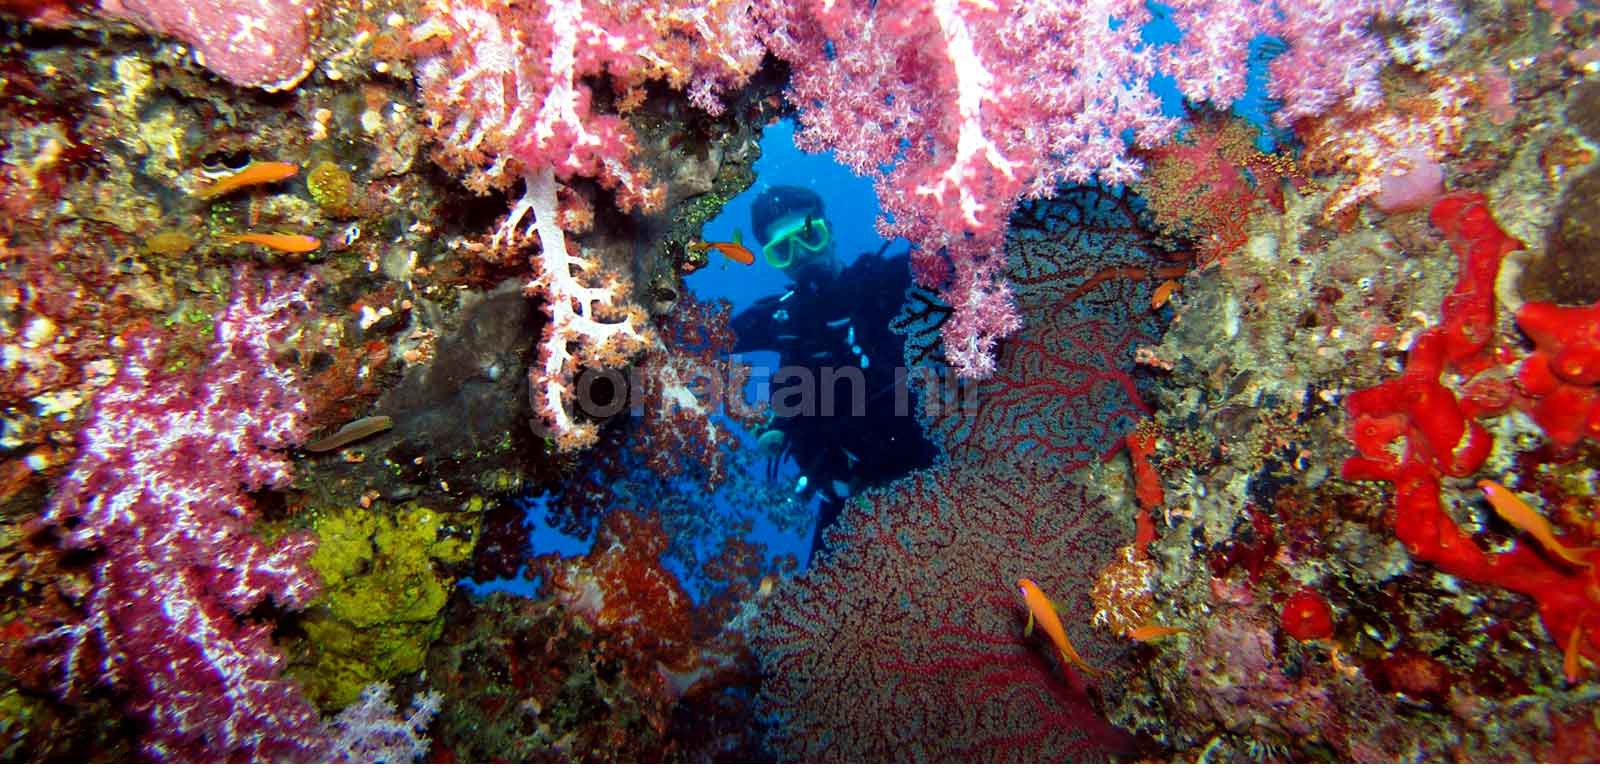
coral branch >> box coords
[518,168,653,450]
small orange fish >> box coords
[219,232,322,253]
[1150,278,1180,310]
[1566,621,1589,685]
[695,239,756,266]
[1127,625,1187,642]
[195,161,300,199]
[1478,480,1593,569]
[1017,578,1098,676]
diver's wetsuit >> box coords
[732,247,938,563]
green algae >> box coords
[288,501,479,708]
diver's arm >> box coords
[730,296,785,353]
[847,245,916,297]
[868,238,912,263]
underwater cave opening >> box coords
[461,119,897,601]
[468,17,1295,601]
[681,116,941,573]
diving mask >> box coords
[761,215,832,270]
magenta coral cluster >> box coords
[412,0,763,203]
[410,0,771,449]
[412,0,659,207]
[35,269,327,762]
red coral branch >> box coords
[1342,192,1600,673]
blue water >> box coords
[686,119,903,315]
[677,118,899,578]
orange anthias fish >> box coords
[195,161,300,199]
[1017,578,1098,676]
[1477,480,1593,570]
[219,232,322,253]
[1566,620,1590,685]
[1150,278,1180,310]
[694,231,756,265]
[1127,625,1187,642]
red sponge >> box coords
[1282,588,1335,642]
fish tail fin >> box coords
[1567,619,1590,684]
[1064,650,1100,676]
[1549,544,1598,571]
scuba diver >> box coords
[731,185,938,562]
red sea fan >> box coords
[752,462,1133,761]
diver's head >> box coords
[751,185,839,282]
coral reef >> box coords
[757,0,1460,376]
[1,0,1598,762]
[428,529,766,761]
[407,0,773,449]
[426,594,679,761]
[32,269,326,762]
[1090,3,1600,760]
[0,0,758,754]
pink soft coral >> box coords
[757,0,1460,376]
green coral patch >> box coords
[288,501,479,708]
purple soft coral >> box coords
[37,268,326,762]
